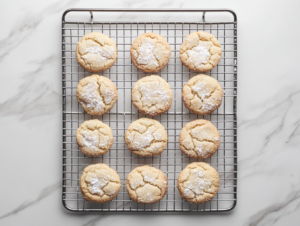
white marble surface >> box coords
[1,0,300,225]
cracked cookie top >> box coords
[180,31,222,72]
[132,75,172,116]
[177,162,219,204]
[76,32,117,72]
[76,74,118,115]
[125,118,168,156]
[179,119,220,159]
[80,163,121,203]
[76,119,114,156]
[126,165,168,204]
[182,74,223,115]
[130,33,171,72]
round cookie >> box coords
[76,74,118,116]
[80,163,121,203]
[180,31,222,72]
[125,118,168,156]
[182,74,223,115]
[126,165,168,204]
[179,119,220,159]
[76,32,117,72]
[177,162,219,204]
[76,119,114,156]
[130,33,171,72]
[132,75,172,116]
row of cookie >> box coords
[76,31,222,73]
[81,163,219,204]
[77,118,219,159]
[77,74,223,117]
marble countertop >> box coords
[1,0,300,225]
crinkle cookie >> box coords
[179,119,220,159]
[132,75,172,116]
[76,74,118,115]
[76,119,114,156]
[126,165,168,204]
[76,32,117,72]
[182,74,223,115]
[130,33,171,72]
[80,164,121,203]
[180,31,222,72]
[125,118,168,156]
[177,162,219,204]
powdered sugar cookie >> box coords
[76,74,118,116]
[127,165,168,204]
[76,119,113,156]
[80,163,121,203]
[130,33,171,72]
[179,119,220,159]
[125,118,167,156]
[76,32,117,72]
[182,74,223,115]
[132,75,172,116]
[177,162,219,204]
[180,31,222,72]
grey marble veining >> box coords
[0,0,300,225]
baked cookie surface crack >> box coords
[126,165,168,204]
[132,75,172,116]
[180,31,222,72]
[182,74,223,115]
[130,33,171,72]
[76,74,118,116]
[80,164,121,203]
[76,32,117,72]
[179,119,220,159]
[177,162,219,204]
[125,118,168,156]
[76,119,114,156]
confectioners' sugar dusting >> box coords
[136,38,159,67]
[99,136,110,148]
[152,132,163,141]
[201,99,216,111]
[132,130,154,150]
[81,131,98,148]
[142,192,154,202]
[190,81,218,111]
[81,82,104,112]
[183,169,211,196]
[192,82,210,99]
[82,46,114,63]
[186,41,211,67]
[139,81,170,106]
[88,175,109,196]
[194,145,203,155]
[142,171,157,183]
[103,87,115,104]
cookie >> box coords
[177,162,219,204]
[76,32,117,72]
[182,74,223,115]
[180,31,222,72]
[126,165,168,204]
[132,75,172,116]
[130,33,171,72]
[125,118,168,156]
[179,119,220,159]
[76,119,114,157]
[76,74,118,115]
[80,163,121,203]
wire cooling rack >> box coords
[62,9,237,212]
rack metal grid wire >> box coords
[62,9,237,212]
